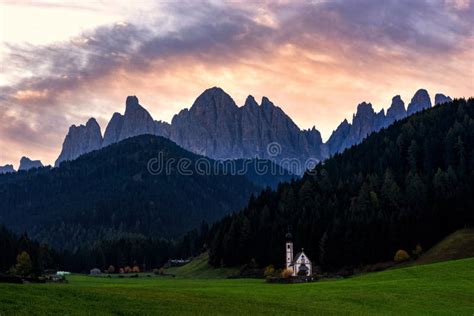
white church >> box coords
[285,231,312,276]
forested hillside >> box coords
[207,99,474,270]
[0,225,57,275]
[0,135,291,250]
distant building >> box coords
[56,271,71,276]
[90,268,101,275]
[165,259,190,268]
[285,231,312,276]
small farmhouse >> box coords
[90,268,101,275]
[285,232,312,276]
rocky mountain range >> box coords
[167,89,325,169]
[1,157,44,174]
[55,87,326,173]
[0,164,15,174]
[18,157,43,171]
[47,87,452,173]
[326,89,453,155]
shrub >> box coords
[297,269,308,276]
[394,249,410,263]
[11,251,33,277]
[412,244,423,258]
[264,265,275,278]
[312,265,322,275]
[281,268,293,278]
[107,265,115,274]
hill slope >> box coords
[0,258,473,314]
[0,135,290,250]
[206,99,474,270]
[416,228,474,265]
[166,252,239,279]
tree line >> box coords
[204,99,474,270]
[0,222,209,274]
[0,225,57,276]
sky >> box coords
[0,0,473,167]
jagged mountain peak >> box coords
[55,116,103,167]
[86,117,100,127]
[126,95,139,106]
[340,118,350,126]
[354,102,375,118]
[125,95,146,114]
[303,125,322,137]
[389,95,405,109]
[407,89,431,115]
[327,118,352,156]
[435,93,452,105]
[191,86,238,112]
[205,86,226,95]
[304,125,323,141]
[19,156,43,171]
[412,89,431,105]
[118,95,156,141]
[197,86,233,101]
[414,88,429,97]
[328,89,449,155]
[68,117,100,132]
[111,112,123,119]
[244,95,258,108]
[261,96,275,108]
[0,164,15,174]
[386,95,406,122]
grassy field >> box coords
[166,252,240,278]
[0,258,473,315]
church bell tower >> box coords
[285,231,293,269]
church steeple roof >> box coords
[285,226,293,241]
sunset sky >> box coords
[0,0,473,167]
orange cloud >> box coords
[13,89,50,101]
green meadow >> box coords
[0,258,473,315]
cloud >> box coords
[0,0,473,165]
[3,0,471,102]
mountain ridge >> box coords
[46,87,453,171]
